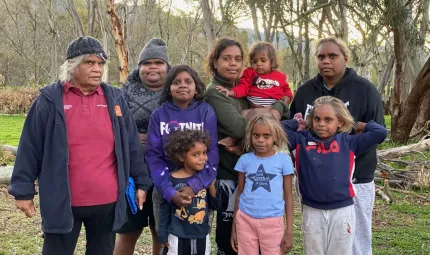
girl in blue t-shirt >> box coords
[231,114,294,255]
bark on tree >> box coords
[338,0,348,41]
[391,56,430,143]
[46,0,58,81]
[249,1,261,41]
[378,55,395,95]
[87,0,96,36]
[201,0,214,51]
[412,90,430,134]
[67,0,84,37]
[107,0,129,84]
[303,0,310,80]
[96,0,109,82]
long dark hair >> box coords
[204,38,244,76]
[160,65,206,104]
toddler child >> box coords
[158,130,219,255]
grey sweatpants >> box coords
[302,204,356,255]
[352,181,375,255]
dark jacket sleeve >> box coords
[157,195,171,244]
[208,188,221,210]
[8,95,47,200]
[290,85,304,117]
[364,83,384,125]
[281,119,301,150]
[346,121,388,155]
[120,96,152,191]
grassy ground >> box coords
[1,115,429,254]
[0,115,24,147]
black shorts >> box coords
[116,186,155,233]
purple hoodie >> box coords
[146,100,219,202]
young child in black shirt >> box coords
[158,129,219,255]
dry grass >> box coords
[0,87,40,114]
[417,166,430,188]
[0,148,15,166]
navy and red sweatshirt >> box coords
[282,119,387,210]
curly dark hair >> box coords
[164,129,210,166]
[160,65,206,104]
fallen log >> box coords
[389,187,430,201]
[0,177,10,185]
[0,166,13,185]
[377,138,430,158]
[376,187,391,203]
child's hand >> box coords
[281,96,291,105]
[208,180,217,197]
[293,112,307,131]
[215,86,234,97]
[209,179,216,189]
[230,223,238,252]
[281,231,293,253]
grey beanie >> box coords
[138,38,168,65]
[66,36,107,60]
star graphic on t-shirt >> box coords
[248,164,277,192]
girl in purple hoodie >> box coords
[145,65,219,242]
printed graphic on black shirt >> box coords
[175,189,207,224]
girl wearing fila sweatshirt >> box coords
[282,96,387,255]
[145,65,219,236]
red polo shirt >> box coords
[63,83,118,206]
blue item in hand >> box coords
[126,177,138,214]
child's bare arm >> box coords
[282,174,294,253]
[231,172,245,253]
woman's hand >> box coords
[216,86,234,97]
[230,221,238,252]
[135,189,147,210]
[138,133,147,144]
[171,186,194,207]
[281,231,293,254]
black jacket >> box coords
[290,68,384,183]
[9,81,153,233]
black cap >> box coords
[66,36,107,60]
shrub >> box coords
[0,86,40,114]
